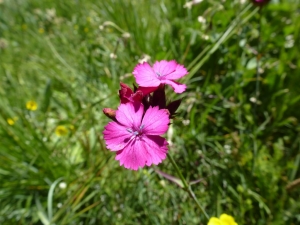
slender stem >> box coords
[254,7,262,118]
[252,8,262,174]
[167,154,210,220]
[167,153,189,188]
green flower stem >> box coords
[167,153,209,221]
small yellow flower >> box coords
[22,24,27,30]
[84,27,89,33]
[208,217,223,225]
[38,28,44,34]
[208,214,238,225]
[7,117,18,125]
[26,100,38,111]
[220,214,238,225]
[55,125,68,137]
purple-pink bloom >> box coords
[133,60,188,94]
[103,102,170,170]
[251,0,271,6]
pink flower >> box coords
[251,0,271,6]
[133,60,188,94]
[103,102,170,170]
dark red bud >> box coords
[119,83,144,103]
[132,90,144,102]
[152,84,166,109]
[167,99,182,118]
[119,83,134,104]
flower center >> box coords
[155,70,176,79]
[126,124,144,137]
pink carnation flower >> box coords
[133,60,188,94]
[251,0,271,6]
[103,102,170,170]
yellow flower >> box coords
[84,27,89,33]
[208,214,238,225]
[208,217,223,225]
[26,100,38,111]
[38,28,44,34]
[55,125,68,137]
[7,117,18,125]
[22,24,27,30]
[220,214,238,225]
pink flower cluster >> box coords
[103,60,188,170]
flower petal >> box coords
[133,62,161,87]
[103,122,132,151]
[161,79,186,93]
[208,217,223,225]
[153,60,177,77]
[116,102,143,129]
[164,63,188,80]
[137,86,158,95]
[115,135,168,170]
[143,135,168,166]
[115,138,148,170]
[142,106,170,135]
[220,214,238,225]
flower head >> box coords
[55,125,68,137]
[208,214,238,225]
[133,60,188,94]
[7,117,18,126]
[26,100,38,111]
[251,0,271,6]
[219,214,238,225]
[208,217,223,225]
[38,28,44,34]
[103,102,170,170]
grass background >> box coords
[0,0,300,224]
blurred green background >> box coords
[0,0,300,224]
